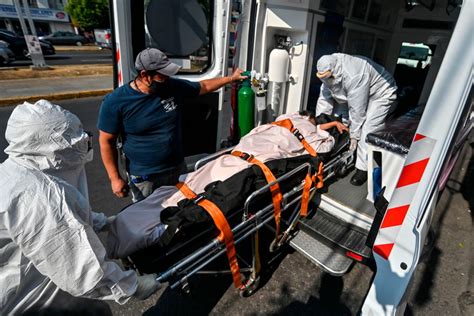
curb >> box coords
[0,89,112,108]
[54,45,103,52]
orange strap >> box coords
[272,119,317,157]
[176,182,243,288]
[231,151,283,238]
[300,161,325,217]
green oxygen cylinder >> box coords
[238,73,255,137]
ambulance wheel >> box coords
[239,276,260,298]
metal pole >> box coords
[13,0,47,68]
[22,0,38,37]
[12,0,29,38]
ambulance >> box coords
[109,0,473,314]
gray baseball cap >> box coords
[135,48,181,76]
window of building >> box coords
[351,0,369,20]
[27,0,39,8]
[344,29,374,57]
[320,0,351,17]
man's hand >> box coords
[229,68,248,83]
[111,177,129,198]
[334,121,349,134]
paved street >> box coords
[0,75,112,100]
[8,50,112,67]
[0,97,472,315]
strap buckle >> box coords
[292,128,304,141]
[192,194,205,204]
[238,152,254,162]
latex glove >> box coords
[350,138,358,151]
[133,274,161,300]
[103,215,117,232]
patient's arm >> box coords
[319,121,349,134]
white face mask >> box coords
[321,76,336,88]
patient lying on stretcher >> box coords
[107,111,348,259]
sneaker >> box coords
[350,169,367,186]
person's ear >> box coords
[139,70,150,82]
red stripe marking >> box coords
[118,71,122,84]
[381,204,410,228]
[414,133,426,142]
[346,251,363,262]
[115,49,120,62]
[373,243,394,260]
[396,158,430,188]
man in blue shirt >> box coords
[98,48,245,202]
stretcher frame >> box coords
[144,144,354,296]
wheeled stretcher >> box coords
[107,113,354,295]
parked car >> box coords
[39,31,88,46]
[0,29,18,37]
[0,30,55,59]
[0,40,15,65]
[93,29,112,49]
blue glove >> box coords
[133,273,161,300]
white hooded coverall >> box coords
[316,53,397,171]
[0,100,137,315]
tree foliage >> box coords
[65,0,110,30]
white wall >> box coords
[50,20,72,32]
[36,0,48,8]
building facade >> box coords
[0,0,73,35]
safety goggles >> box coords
[316,70,332,79]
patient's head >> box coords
[299,110,317,125]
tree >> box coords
[65,0,110,31]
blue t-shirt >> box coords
[97,78,201,175]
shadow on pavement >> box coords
[270,273,351,316]
[458,142,474,316]
[144,274,232,315]
[22,290,112,316]
[413,137,473,308]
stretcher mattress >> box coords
[106,113,344,268]
[366,108,422,155]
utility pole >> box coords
[13,0,48,69]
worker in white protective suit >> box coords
[0,100,161,315]
[315,53,397,185]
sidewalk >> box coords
[54,45,104,52]
[0,75,113,107]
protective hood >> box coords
[317,54,343,88]
[4,99,92,172]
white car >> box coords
[0,40,14,65]
[397,42,433,69]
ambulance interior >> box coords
[226,0,463,273]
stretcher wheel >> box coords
[239,276,260,298]
[269,237,281,253]
[335,163,348,177]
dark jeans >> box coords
[128,161,187,203]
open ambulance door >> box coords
[110,0,233,157]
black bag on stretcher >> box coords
[106,112,345,289]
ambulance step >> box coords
[299,210,372,258]
[289,230,353,276]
